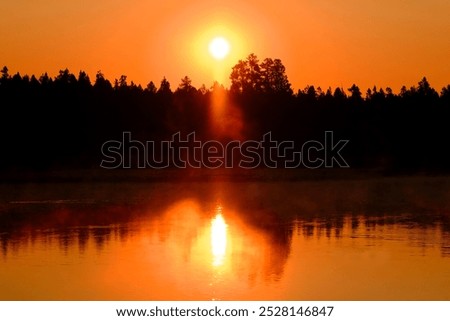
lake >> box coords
[1,175,450,300]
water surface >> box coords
[1,177,450,300]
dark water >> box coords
[1,176,450,300]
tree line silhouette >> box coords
[1,54,450,172]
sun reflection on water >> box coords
[210,205,228,267]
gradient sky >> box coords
[1,0,449,92]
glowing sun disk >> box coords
[209,37,230,60]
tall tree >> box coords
[230,54,291,94]
[260,58,292,94]
[176,76,196,94]
[157,77,172,95]
[230,53,262,93]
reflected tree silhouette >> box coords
[1,179,449,260]
[1,180,450,300]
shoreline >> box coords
[0,167,445,183]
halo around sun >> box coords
[208,37,230,60]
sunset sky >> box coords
[1,0,449,92]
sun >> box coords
[208,37,230,60]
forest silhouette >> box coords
[1,54,450,172]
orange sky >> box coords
[1,0,449,92]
